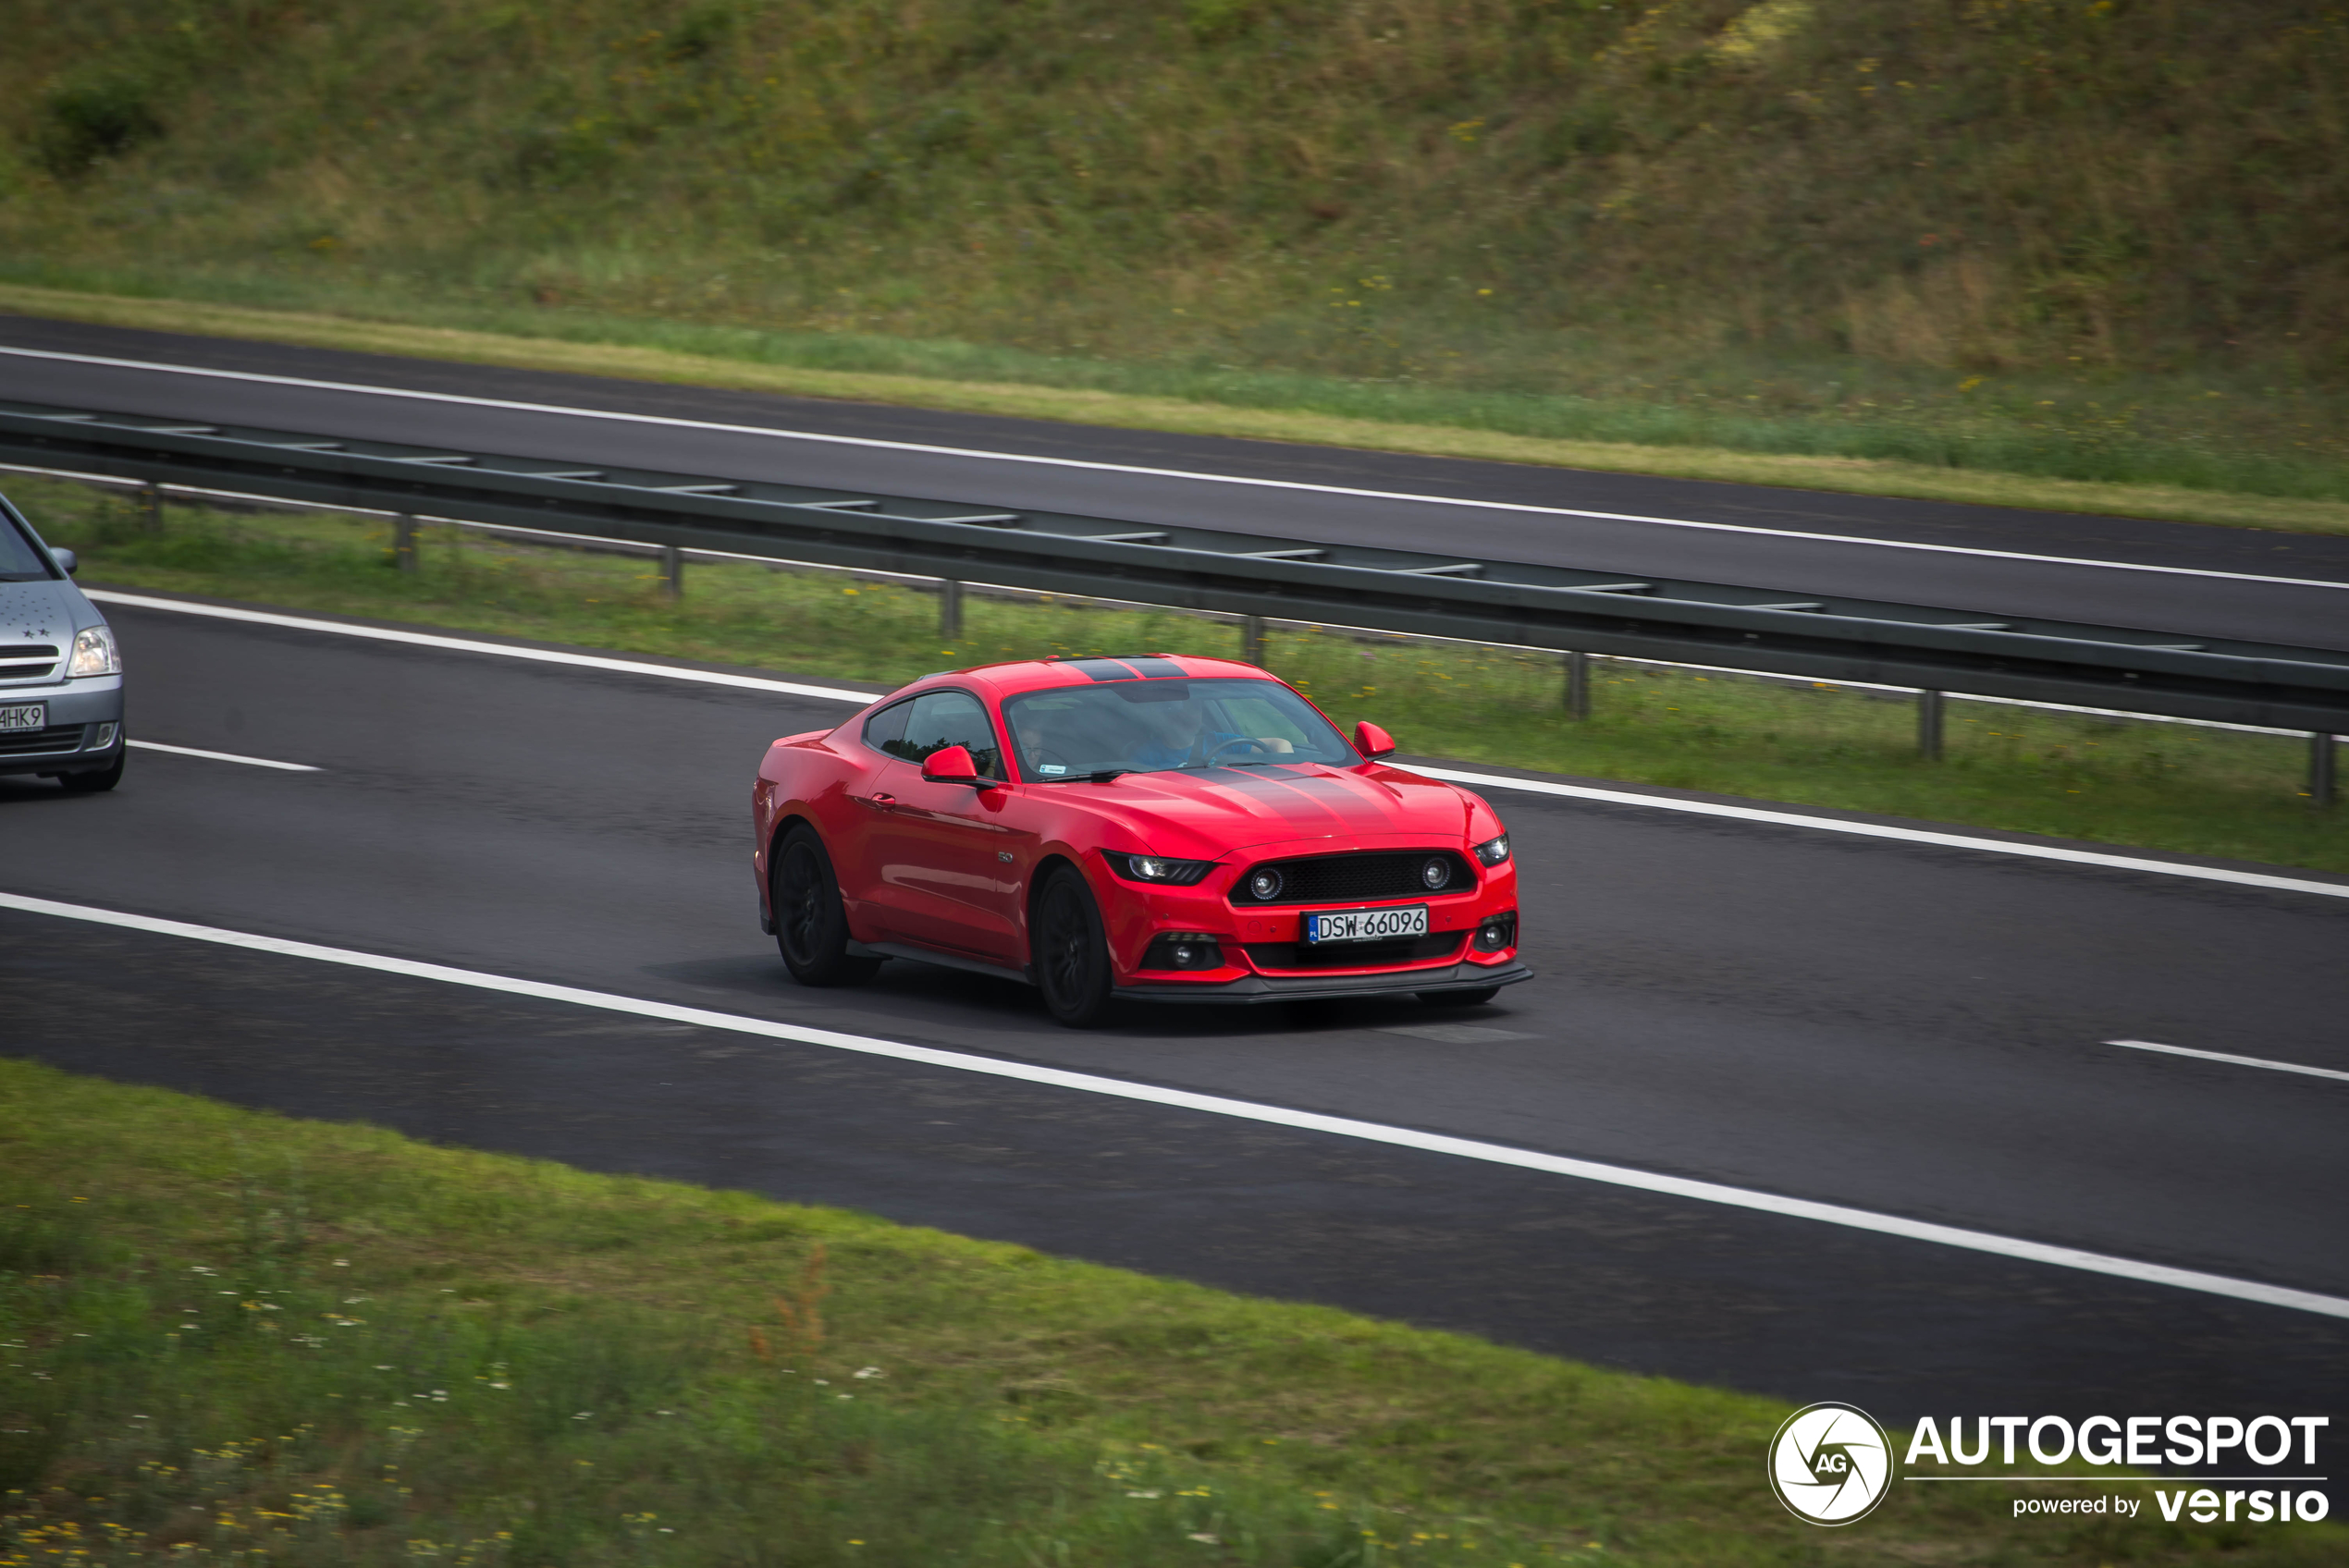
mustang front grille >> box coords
[1229,850,1475,905]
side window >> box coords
[883,690,1004,778]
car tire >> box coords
[771,825,881,987]
[55,752,125,794]
[1033,866,1114,1028]
[1418,986,1499,1006]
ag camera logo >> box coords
[1768,1403,1895,1525]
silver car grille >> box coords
[0,643,60,683]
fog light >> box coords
[1471,912,1518,953]
[1420,856,1451,889]
[1143,933,1225,971]
[91,722,118,749]
[1248,867,1284,900]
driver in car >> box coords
[1129,697,1293,770]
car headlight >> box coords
[68,626,120,678]
[1102,851,1214,886]
[1472,834,1510,867]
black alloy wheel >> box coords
[1417,986,1499,1006]
[772,825,881,986]
[1033,867,1114,1027]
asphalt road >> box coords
[6,598,2346,1455]
[6,315,2349,653]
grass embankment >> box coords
[6,1058,2340,1567]
[20,474,2348,876]
[3,3,2347,511]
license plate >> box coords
[0,703,43,733]
[1304,905,1429,944]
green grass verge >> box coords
[6,1058,2342,1566]
[6,281,2349,539]
[21,475,2347,878]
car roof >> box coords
[922,654,1276,700]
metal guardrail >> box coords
[3,401,2343,797]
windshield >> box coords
[0,502,55,582]
[1002,677,1357,779]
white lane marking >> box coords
[1408,765,2349,903]
[2108,1038,2349,1084]
[10,346,2348,594]
[5,888,2345,1322]
[83,589,2349,900]
[83,590,882,704]
[127,739,319,772]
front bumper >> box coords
[0,676,124,778]
[1114,958,1532,1005]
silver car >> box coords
[0,489,124,792]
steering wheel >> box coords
[1204,737,1271,764]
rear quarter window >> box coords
[860,700,911,754]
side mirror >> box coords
[1353,720,1396,760]
[921,743,982,784]
[50,547,77,578]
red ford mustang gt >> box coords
[751,653,1530,1026]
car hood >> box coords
[1072,761,1480,856]
[0,577,90,639]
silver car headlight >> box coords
[69,625,121,678]
[1472,833,1510,867]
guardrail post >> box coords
[1917,689,1945,760]
[940,578,963,640]
[1564,650,1591,719]
[2313,732,2339,807]
[136,481,163,535]
[1241,616,1267,666]
[390,513,419,573]
[660,545,683,600]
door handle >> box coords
[856,792,898,810]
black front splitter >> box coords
[1114,960,1531,1006]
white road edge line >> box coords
[2107,1038,2349,1084]
[87,588,2349,902]
[13,345,2349,594]
[127,739,319,772]
[6,888,2345,1323]
[83,589,879,704]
